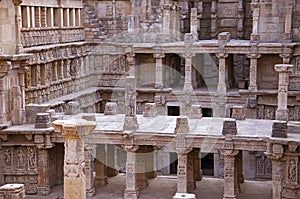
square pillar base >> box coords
[276,109,289,121]
[37,187,51,196]
[223,195,237,199]
[173,193,196,199]
[124,188,139,199]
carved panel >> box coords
[286,157,298,184]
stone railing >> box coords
[21,27,85,47]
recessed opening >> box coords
[169,152,178,175]
[202,108,213,117]
[201,153,214,176]
[167,106,180,116]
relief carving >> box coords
[17,148,25,169]
[287,159,297,182]
[28,147,36,168]
[4,148,13,167]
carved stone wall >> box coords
[1,146,38,194]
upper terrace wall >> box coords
[0,1,17,54]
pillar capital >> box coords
[126,52,135,63]
[13,0,23,6]
[181,52,195,59]
[219,149,239,157]
[216,52,228,59]
[123,145,139,153]
[274,64,293,73]
[265,143,284,161]
[246,53,261,59]
[52,119,96,139]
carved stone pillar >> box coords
[126,52,135,77]
[187,150,196,192]
[52,119,96,199]
[266,143,285,199]
[37,148,50,196]
[220,149,239,199]
[153,48,165,89]
[124,145,139,199]
[247,53,261,92]
[211,0,218,39]
[217,32,229,94]
[136,146,148,189]
[284,6,293,42]
[174,120,194,195]
[193,148,202,181]
[94,144,108,186]
[250,2,260,42]
[182,52,195,92]
[274,64,293,121]
[13,0,23,53]
[123,76,139,131]
[145,146,156,179]
[190,8,198,41]
[107,144,118,177]
[283,144,298,198]
[85,145,95,198]
[162,4,171,35]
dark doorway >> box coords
[201,153,214,176]
[202,108,213,117]
[168,106,180,116]
[170,152,178,174]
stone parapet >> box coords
[222,119,237,136]
[272,121,287,138]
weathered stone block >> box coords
[123,116,139,131]
[35,113,51,129]
[82,114,96,121]
[104,102,118,115]
[25,104,51,124]
[222,118,237,136]
[231,106,245,120]
[189,105,203,119]
[272,121,287,138]
[173,193,196,199]
[0,184,26,199]
[65,101,80,115]
[174,116,189,134]
[143,103,157,117]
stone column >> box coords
[126,52,135,76]
[250,2,260,42]
[145,146,156,179]
[94,144,108,186]
[136,146,148,189]
[193,148,202,181]
[284,6,293,42]
[247,53,261,92]
[211,0,218,39]
[266,143,285,199]
[37,148,50,195]
[190,8,198,41]
[13,0,23,53]
[153,47,165,89]
[182,52,195,92]
[85,145,95,198]
[107,144,118,177]
[174,117,195,197]
[162,4,171,36]
[217,32,230,94]
[124,145,139,199]
[274,64,293,121]
[123,76,139,131]
[187,150,196,192]
[52,119,96,199]
[220,149,239,199]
